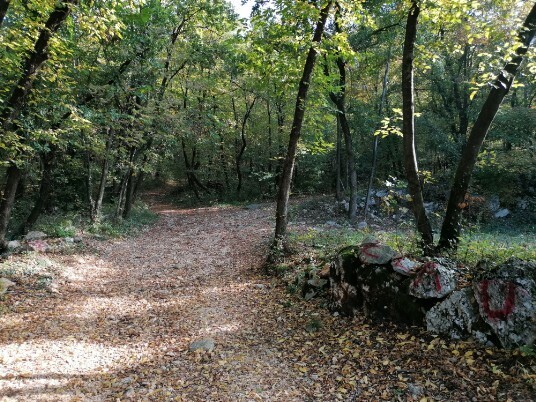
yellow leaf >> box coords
[299,367,308,373]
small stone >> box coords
[325,220,338,227]
[189,338,215,352]
[0,277,16,296]
[24,231,47,241]
[7,240,21,250]
[307,278,328,288]
[254,284,266,289]
[73,236,83,243]
[64,237,75,244]
[494,208,510,218]
[407,383,423,397]
[304,290,316,301]
[357,221,368,230]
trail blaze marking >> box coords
[412,262,442,292]
[479,280,517,320]
[360,244,380,259]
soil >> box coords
[0,194,534,401]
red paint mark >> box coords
[479,280,517,320]
[361,244,379,260]
[411,262,443,293]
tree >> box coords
[0,0,78,250]
[401,1,434,252]
[274,0,333,242]
[438,2,536,251]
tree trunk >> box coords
[438,3,536,251]
[274,1,332,241]
[365,53,391,220]
[0,0,76,248]
[18,148,56,235]
[235,97,257,195]
[335,117,342,201]
[0,166,21,250]
[0,0,10,27]
[402,1,434,252]
[93,129,114,222]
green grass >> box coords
[87,202,159,238]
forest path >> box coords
[1,195,534,401]
[0,196,347,401]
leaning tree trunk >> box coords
[401,1,434,253]
[438,3,536,251]
[0,0,76,250]
[235,97,257,196]
[274,1,332,242]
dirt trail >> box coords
[1,197,534,401]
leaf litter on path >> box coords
[0,199,534,401]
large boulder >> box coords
[473,258,536,348]
[426,288,482,340]
[408,259,457,299]
[358,241,397,265]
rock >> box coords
[24,231,47,241]
[330,246,425,323]
[325,220,338,227]
[0,277,16,296]
[494,208,510,218]
[409,260,457,299]
[358,241,397,265]
[7,240,21,250]
[307,278,328,288]
[473,258,536,348]
[357,221,368,230]
[254,284,266,289]
[426,288,481,340]
[391,257,419,276]
[73,236,83,243]
[189,338,215,352]
[27,239,49,253]
[407,384,424,397]
[64,237,75,244]
[486,194,501,212]
[304,290,316,301]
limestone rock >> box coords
[409,260,456,299]
[24,231,47,241]
[473,258,536,348]
[189,338,215,352]
[7,240,21,250]
[494,208,510,218]
[0,277,16,296]
[426,288,481,340]
[358,241,397,265]
[391,257,419,276]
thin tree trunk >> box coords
[266,100,273,173]
[402,1,434,252]
[365,52,391,220]
[93,128,114,222]
[18,149,56,235]
[236,97,257,195]
[0,166,21,250]
[335,117,342,201]
[438,3,536,251]
[274,1,332,242]
[0,0,10,27]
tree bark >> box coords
[274,0,332,241]
[438,3,536,251]
[0,166,21,250]
[402,1,434,252]
[235,97,257,195]
[335,117,342,201]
